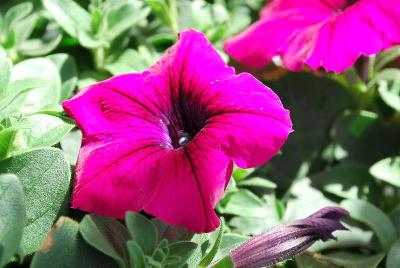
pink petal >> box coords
[204,73,293,168]
[144,134,233,233]
[147,29,234,96]
[307,0,400,72]
[225,0,400,73]
[63,74,171,218]
[63,73,169,141]
[71,139,166,218]
[224,2,331,69]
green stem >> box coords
[93,46,105,70]
[168,0,179,36]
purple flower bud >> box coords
[230,207,349,268]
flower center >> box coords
[165,92,208,149]
[343,0,358,9]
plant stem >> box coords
[93,46,105,70]
[168,0,179,36]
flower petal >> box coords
[205,73,292,168]
[224,2,333,69]
[63,74,172,218]
[71,139,166,218]
[307,0,400,72]
[144,135,233,233]
[225,0,400,73]
[63,73,169,142]
[147,29,234,97]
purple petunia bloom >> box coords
[62,29,292,233]
[230,206,349,268]
[224,0,400,73]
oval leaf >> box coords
[370,156,400,187]
[341,199,396,251]
[0,148,71,255]
[80,214,130,268]
[31,217,117,268]
[0,174,25,267]
[125,212,157,256]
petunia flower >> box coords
[229,206,349,268]
[224,0,400,73]
[62,29,292,233]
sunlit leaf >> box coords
[0,174,25,267]
[341,199,396,251]
[0,148,71,255]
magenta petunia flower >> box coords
[224,0,400,73]
[63,29,292,233]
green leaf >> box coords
[0,174,25,268]
[105,48,157,75]
[267,73,354,189]
[0,56,11,94]
[375,46,400,70]
[386,239,400,268]
[42,0,91,38]
[7,114,74,156]
[228,195,281,236]
[215,233,247,260]
[3,3,33,32]
[60,130,81,165]
[30,217,117,268]
[1,57,62,118]
[47,54,78,100]
[0,148,71,255]
[127,240,145,268]
[310,225,374,252]
[232,167,254,182]
[370,156,400,187]
[198,224,223,268]
[296,252,385,268]
[341,199,396,251]
[186,233,211,268]
[211,255,234,268]
[167,241,198,267]
[296,253,331,268]
[331,111,400,165]
[390,207,400,237]
[80,214,130,268]
[11,57,61,100]
[345,110,378,137]
[371,68,400,111]
[218,189,268,218]
[285,177,335,221]
[324,251,385,268]
[19,35,62,57]
[237,177,277,189]
[125,212,157,256]
[144,0,173,27]
[152,238,169,264]
[311,164,377,200]
[105,2,150,42]
[0,128,17,160]
[0,78,49,121]
[229,216,277,236]
[12,13,38,46]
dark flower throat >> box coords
[165,91,208,149]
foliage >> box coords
[0,0,399,267]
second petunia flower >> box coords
[225,0,400,73]
[63,29,292,233]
